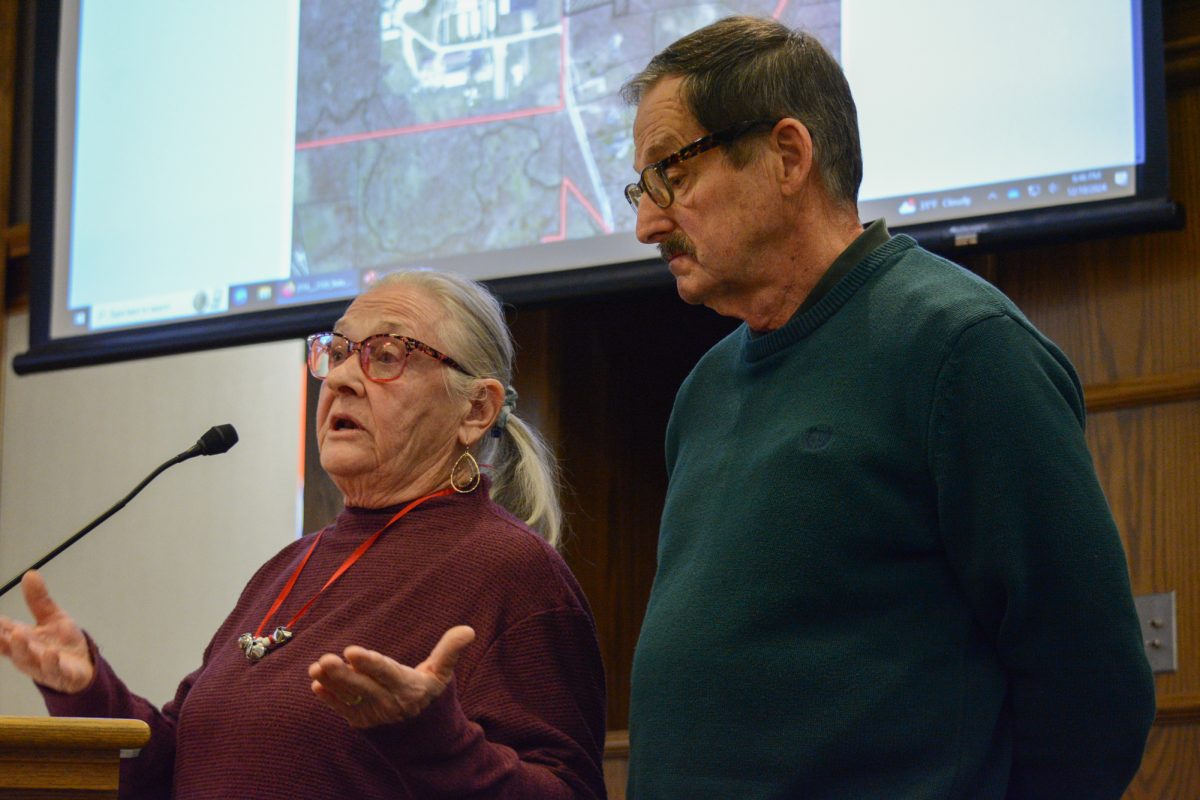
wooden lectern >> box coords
[0,715,150,798]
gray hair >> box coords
[369,270,563,548]
[621,15,862,209]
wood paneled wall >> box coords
[506,291,737,731]
[997,4,1200,793]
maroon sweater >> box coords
[43,487,607,799]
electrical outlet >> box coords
[1133,592,1177,673]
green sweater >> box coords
[628,230,1155,799]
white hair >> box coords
[369,270,563,548]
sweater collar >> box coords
[741,221,913,362]
[795,218,891,315]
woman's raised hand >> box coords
[308,625,476,728]
[0,571,95,693]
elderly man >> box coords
[622,16,1154,800]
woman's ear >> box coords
[459,378,504,447]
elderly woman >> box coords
[0,270,607,799]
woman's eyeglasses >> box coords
[307,332,472,383]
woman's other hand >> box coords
[0,571,95,693]
[308,625,476,728]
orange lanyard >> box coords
[236,487,453,662]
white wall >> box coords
[0,312,304,714]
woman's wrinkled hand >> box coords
[0,571,95,694]
[308,625,475,728]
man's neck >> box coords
[736,208,864,333]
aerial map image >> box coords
[291,0,839,277]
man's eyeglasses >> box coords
[624,118,780,212]
[307,332,472,383]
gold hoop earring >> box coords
[450,451,481,494]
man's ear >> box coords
[459,378,504,447]
[773,118,814,197]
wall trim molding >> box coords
[605,729,629,757]
[1155,693,1200,726]
[4,222,28,259]
[1084,370,1200,413]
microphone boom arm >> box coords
[0,425,237,598]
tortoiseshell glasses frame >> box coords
[624,118,781,212]
[307,332,473,383]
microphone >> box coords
[179,424,239,460]
[0,425,239,598]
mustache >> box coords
[658,233,697,263]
